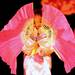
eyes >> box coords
[34,19,42,24]
[34,15,42,28]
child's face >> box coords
[34,14,42,29]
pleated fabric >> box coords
[0,3,75,74]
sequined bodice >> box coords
[23,25,51,48]
[21,19,54,55]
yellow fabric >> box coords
[21,18,55,56]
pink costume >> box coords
[21,18,53,75]
[0,3,75,75]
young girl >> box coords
[21,13,55,75]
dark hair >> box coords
[33,0,42,16]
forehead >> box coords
[34,14,42,19]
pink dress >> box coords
[21,19,53,75]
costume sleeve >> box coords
[42,4,75,73]
[0,3,33,74]
[52,7,75,73]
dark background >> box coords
[0,0,75,75]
